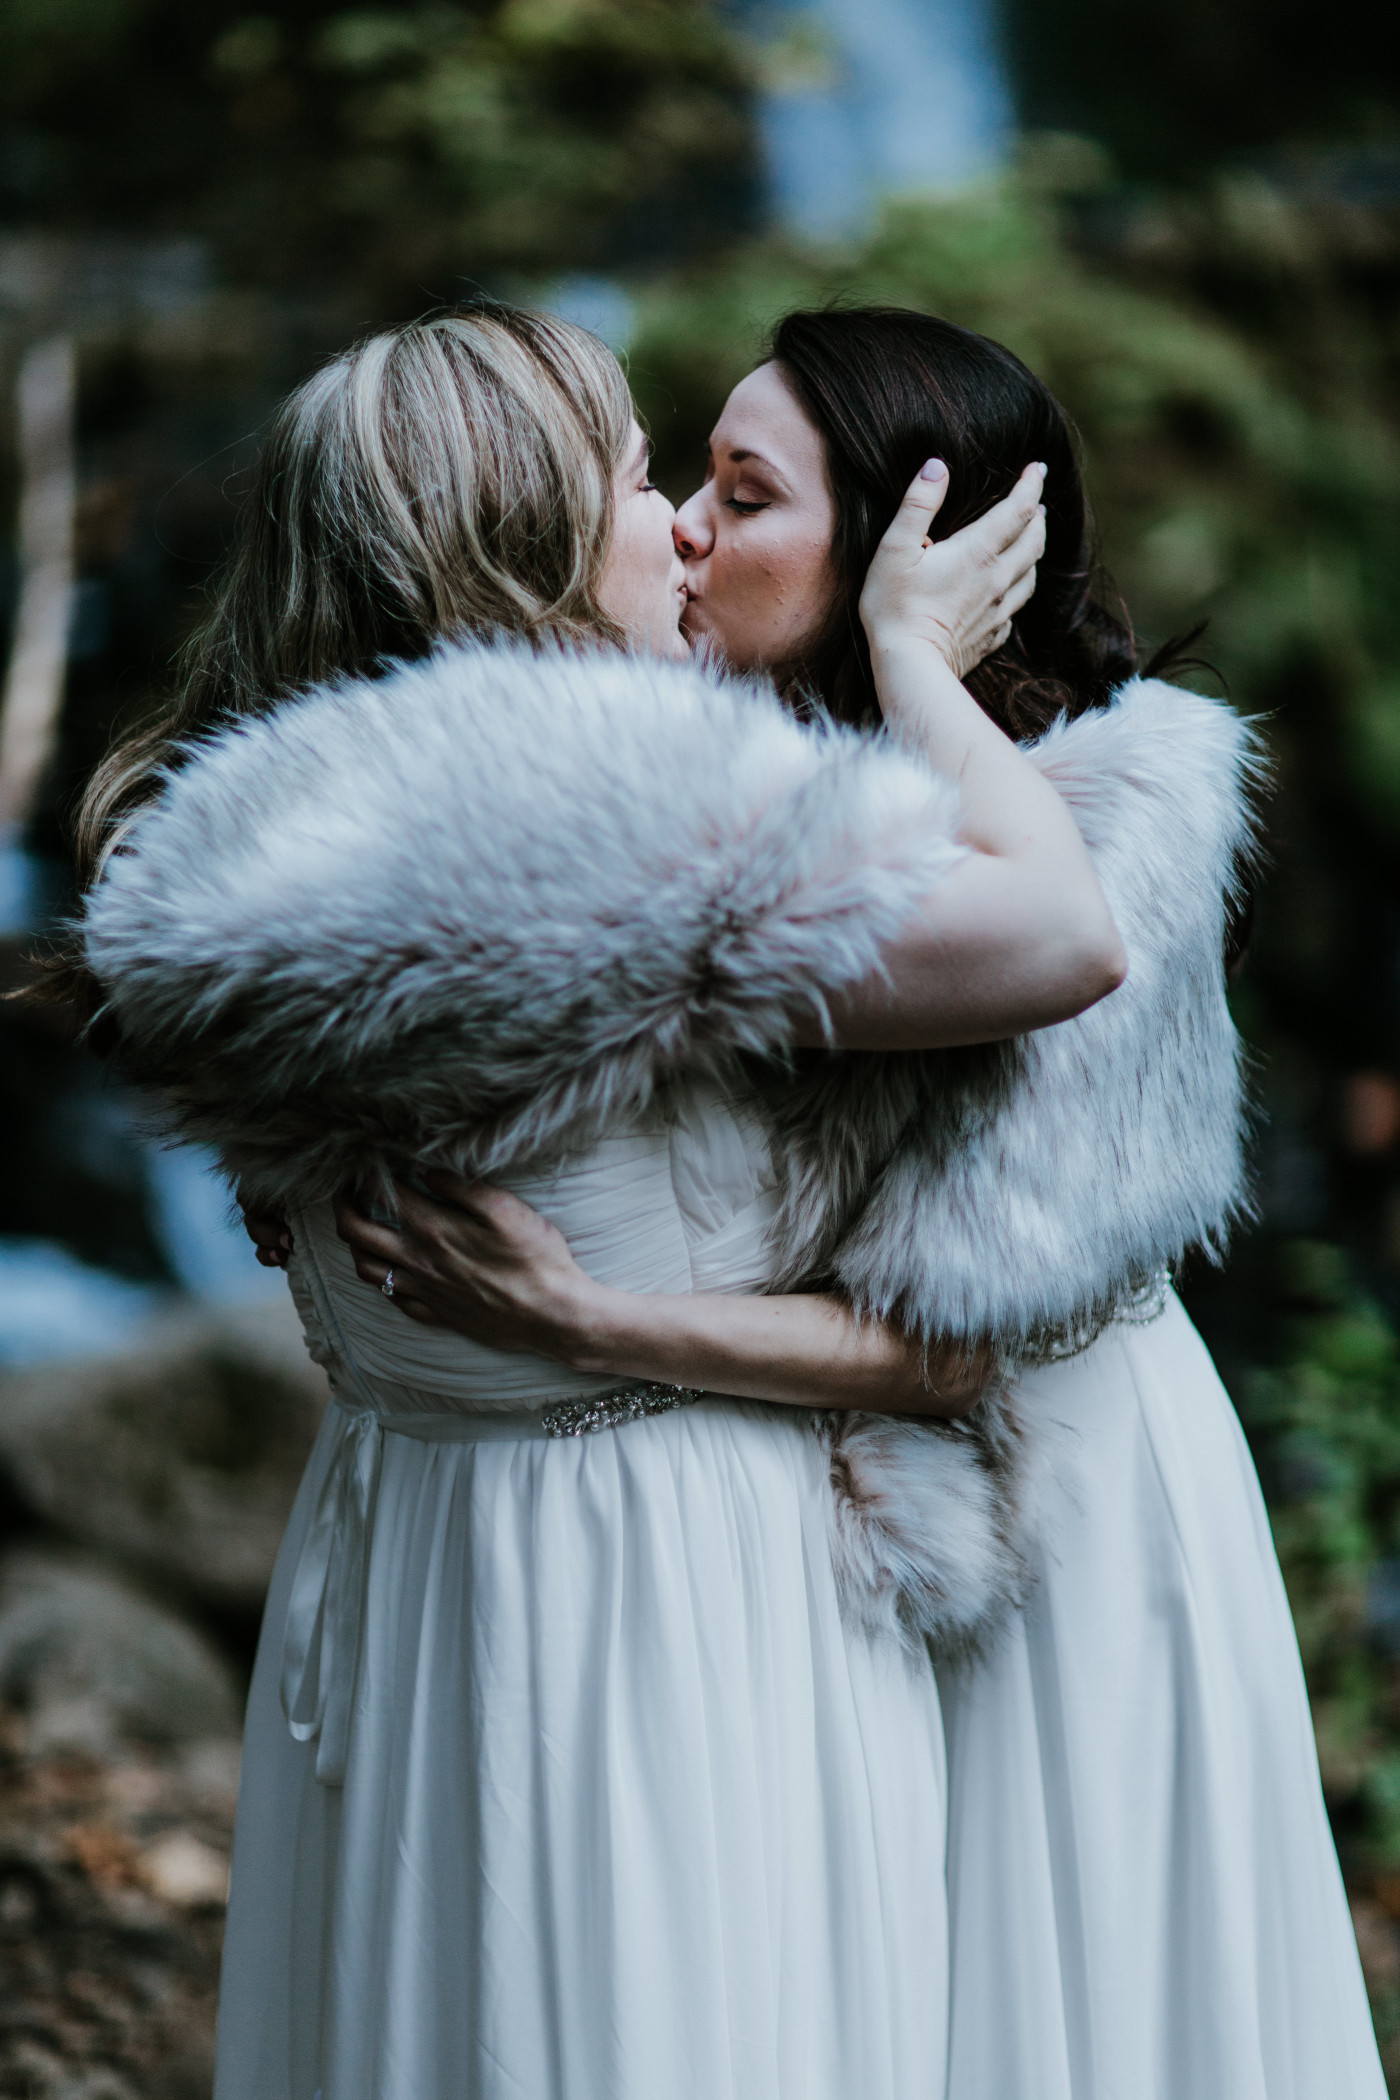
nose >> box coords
[673,490,712,560]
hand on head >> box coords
[673,358,1044,687]
[859,459,1047,678]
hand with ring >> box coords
[333,1172,599,1360]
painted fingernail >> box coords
[920,458,947,481]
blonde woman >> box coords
[75,305,1122,2100]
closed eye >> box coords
[724,497,769,515]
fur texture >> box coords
[84,644,1259,1660]
[86,642,964,1205]
[794,678,1262,1649]
[768,677,1260,1348]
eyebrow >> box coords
[713,443,791,490]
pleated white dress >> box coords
[939,1292,1386,2100]
[214,1076,1384,2100]
[213,1084,950,2100]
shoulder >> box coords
[1025,676,1266,861]
[1035,676,1259,770]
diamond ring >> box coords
[381,1268,396,1299]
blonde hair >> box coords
[73,301,633,891]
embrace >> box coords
[67,303,1384,2097]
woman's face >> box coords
[673,362,837,671]
[597,420,690,659]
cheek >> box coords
[629,499,677,582]
[719,526,832,631]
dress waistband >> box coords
[383,1382,704,1443]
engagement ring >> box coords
[381,1268,395,1298]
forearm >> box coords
[871,638,1076,859]
[333,1178,988,1416]
[805,640,1124,1048]
[565,1281,987,1419]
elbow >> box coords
[1054,908,1128,1022]
[929,1380,987,1421]
[903,1341,996,1419]
[1085,919,1129,1005]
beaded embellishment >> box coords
[540,1381,704,1438]
[1034,1265,1173,1363]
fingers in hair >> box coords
[991,509,1046,598]
[1000,565,1039,622]
[885,459,951,548]
[981,464,1047,556]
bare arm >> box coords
[333,1176,990,1421]
[810,462,1126,1052]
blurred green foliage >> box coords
[1243,1244,1400,1860]
[1004,0,1400,183]
[0,0,756,295]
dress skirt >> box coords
[939,1291,1386,2099]
[214,1398,950,2100]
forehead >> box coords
[710,363,826,475]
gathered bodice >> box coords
[287,1079,782,1420]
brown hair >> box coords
[768,306,1142,736]
[75,300,633,890]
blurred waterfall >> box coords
[744,0,1013,240]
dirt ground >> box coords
[4,1704,1400,2097]
[0,1712,236,2100]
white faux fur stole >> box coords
[84,642,1260,1660]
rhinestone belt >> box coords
[539,1381,705,1437]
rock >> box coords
[0,1294,327,1606]
[136,1831,228,1908]
[0,1549,242,1753]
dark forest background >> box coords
[6,0,1400,2082]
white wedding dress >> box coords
[213,1082,950,2100]
[939,1295,1386,2099]
[214,1078,1384,2100]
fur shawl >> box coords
[84,640,1260,1657]
[86,644,966,1204]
